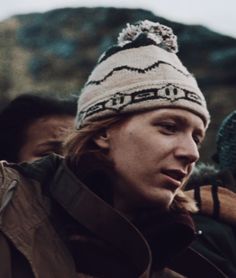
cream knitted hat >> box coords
[76,20,210,129]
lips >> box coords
[161,169,187,189]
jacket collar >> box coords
[50,160,152,277]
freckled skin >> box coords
[18,115,74,162]
[100,109,205,213]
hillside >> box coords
[0,7,236,162]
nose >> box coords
[175,136,200,165]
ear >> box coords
[94,130,110,150]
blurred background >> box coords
[1,0,236,163]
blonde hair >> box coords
[65,116,198,213]
[172,190,198,213]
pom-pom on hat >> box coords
[214,110,236,169]
[76,20,210,129]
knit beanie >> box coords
[76,20,210,129]
[215,110,236,169]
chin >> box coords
[141,192,174,211]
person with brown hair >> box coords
[185,110,236,277]
[0,20,225,277]
[0,93,76,162]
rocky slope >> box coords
[0,7,236,162]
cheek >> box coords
[109,135,142,176]
[111,143,154,186]
[18,148,35,162]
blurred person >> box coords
[0,20,226,278]
[0,93,77,162]
[186,110,236,276]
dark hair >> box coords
[0,93,77,162]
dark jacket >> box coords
[186,165,236,277]
[0,155,227,277]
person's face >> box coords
[95,108,205,213]
[18,115,74,162]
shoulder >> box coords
[11,153,63,184]
[0,154,63,213]
[191,215,236,276]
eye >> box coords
[34,149,57,158]
[35,152,52,158]
[193,135,202,148]
[158,122,177,133]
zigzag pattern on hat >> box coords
[77,84,204,127]
[86,60,191,86]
